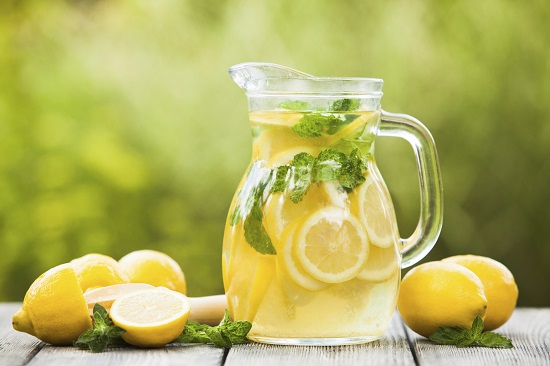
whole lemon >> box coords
[71,253,129,293]
[118,250,186,294]
[442,255,518,331]
[12,263,92,345]
[397,261,488,337]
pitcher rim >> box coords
[229,62,384,97]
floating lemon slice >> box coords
[356,245,399,282]
[294,207,369,283]
[249,112,303,126]
[110,288,190,347]
[263,182,327,244]
[278,222,330,291]
[355,174,397,248]
[324,113,373,146]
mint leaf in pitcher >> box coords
[292,114,340,137]
[331,98,360,112]
[278,100,311,111]
[289,152,315,203]
[244,205,276,255]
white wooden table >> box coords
[1,304,548,366]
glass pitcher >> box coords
[222,63,443,346]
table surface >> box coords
[1,304,549,366]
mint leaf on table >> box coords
[74,304,126,353]
[477,331,514,348]
[175,310,251,348]
[428,316,513,348]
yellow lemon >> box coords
[110,288,190,347]
[294,207,369,283]
[12,263,92,345]
[71,253,129,293]
[397,261,488,338]
[83,283,155,314]
[118,250,186,294]
[442,255,518,331]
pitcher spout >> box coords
[228,62,314,91]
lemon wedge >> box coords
[109,288,190,347]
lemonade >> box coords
[222,108,402,344]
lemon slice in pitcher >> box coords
[356,245,399,282]
[264,182,327,243]
[278,222,330,291]
[294,207,369,283]
[355,174,396,248]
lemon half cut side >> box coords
[110,288,190,348]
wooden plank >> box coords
[225,312,416,366]
[26,344,225,366]
[405,308,550,366]
[0,303,45,366]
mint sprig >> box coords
[75,306,251,352]
[280,98,361,138]
[429,316,513,348]
[230,148,368,254]
[74,304,125,353]
[175,310,251,348]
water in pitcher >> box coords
[222,107,401,344]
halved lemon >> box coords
[83,283,154,314]
[294,207,369,283]
[354,174,397,248]
[278,221,330,291]
[109,288,190,347]
[356,245,399,282]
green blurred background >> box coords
[1,0,549,305]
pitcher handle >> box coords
[378,111,443,268]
